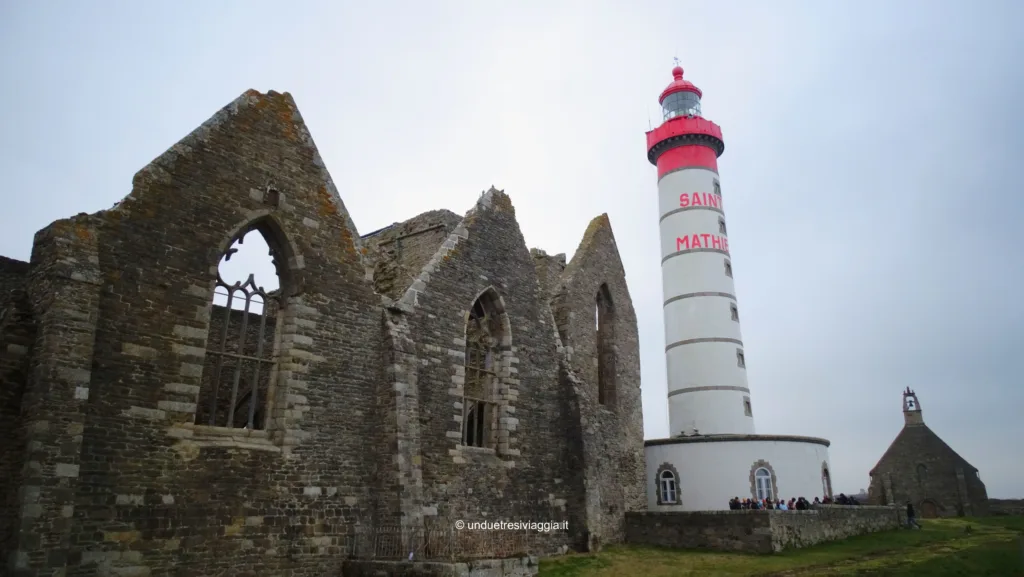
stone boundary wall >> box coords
[989,499,1024,516]
[770,505,905,552]
[624,511,774,553]
[341,556,539,577]
[625,505,905,554]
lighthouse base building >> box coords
[645,436,832,511]
[639,66,834,512]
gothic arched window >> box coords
[595,283,616,406]
[462,290,505,448]
[195,225,284,430]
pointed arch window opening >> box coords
[462,294,503,449]
[596,284,616,406]
[199,229,283,430]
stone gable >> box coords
[362,209,463,300]
[867,419,989,517]
[547,214,646,548]
[380,190,578,539]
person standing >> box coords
[906,502,922,529]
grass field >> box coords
[539,516,1024,576]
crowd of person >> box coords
[728,493,861,510]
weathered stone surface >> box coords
[342,556,538,577]
[769,505,905,551]
[544,214,647,549]
[363,210,464,301]
[3,91,383,577]
[625,505,905,554]
[0,91,644,575]
[390,190,578,550]
[529,249,565,303]
[866,390,989,517]
[625,510,774,553]
[0,256,33,564]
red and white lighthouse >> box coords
[647,65,750,437]
[642,64,833,511]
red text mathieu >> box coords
[676,234,729,253]
[679,192,722,209]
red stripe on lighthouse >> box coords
[657,145,719,178]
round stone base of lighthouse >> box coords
[644,435,832,511]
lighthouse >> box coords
[642,64,832,511]
[646,65,749,437]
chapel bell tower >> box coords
[902,387,924,426]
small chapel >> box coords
[866,388,989,517]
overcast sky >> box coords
[2,0,1021,498]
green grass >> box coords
[539,516,1024,576]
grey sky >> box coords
[2,0,1021,498]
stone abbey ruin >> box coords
[0,90,646,576]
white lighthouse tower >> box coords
[648,65,749,437]
[643,64,834,511]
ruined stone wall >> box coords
[374,309,421,532]
[625,506,904,554]
[1,90,389,577]
[10,215,103,576]
[769,505,904,551]
[0,256,30,297]
[362,210,462,301]
[0,257,32,563]
[529,249,565,302]
[1,92,649,574]
[389,191,574,552]
[549,215,646,547]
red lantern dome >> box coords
[659,66,703,103]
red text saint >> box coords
[679,192,722,209]
[676,234,729,253]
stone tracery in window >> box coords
[195,228,283,430]
[462,292,504,448]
